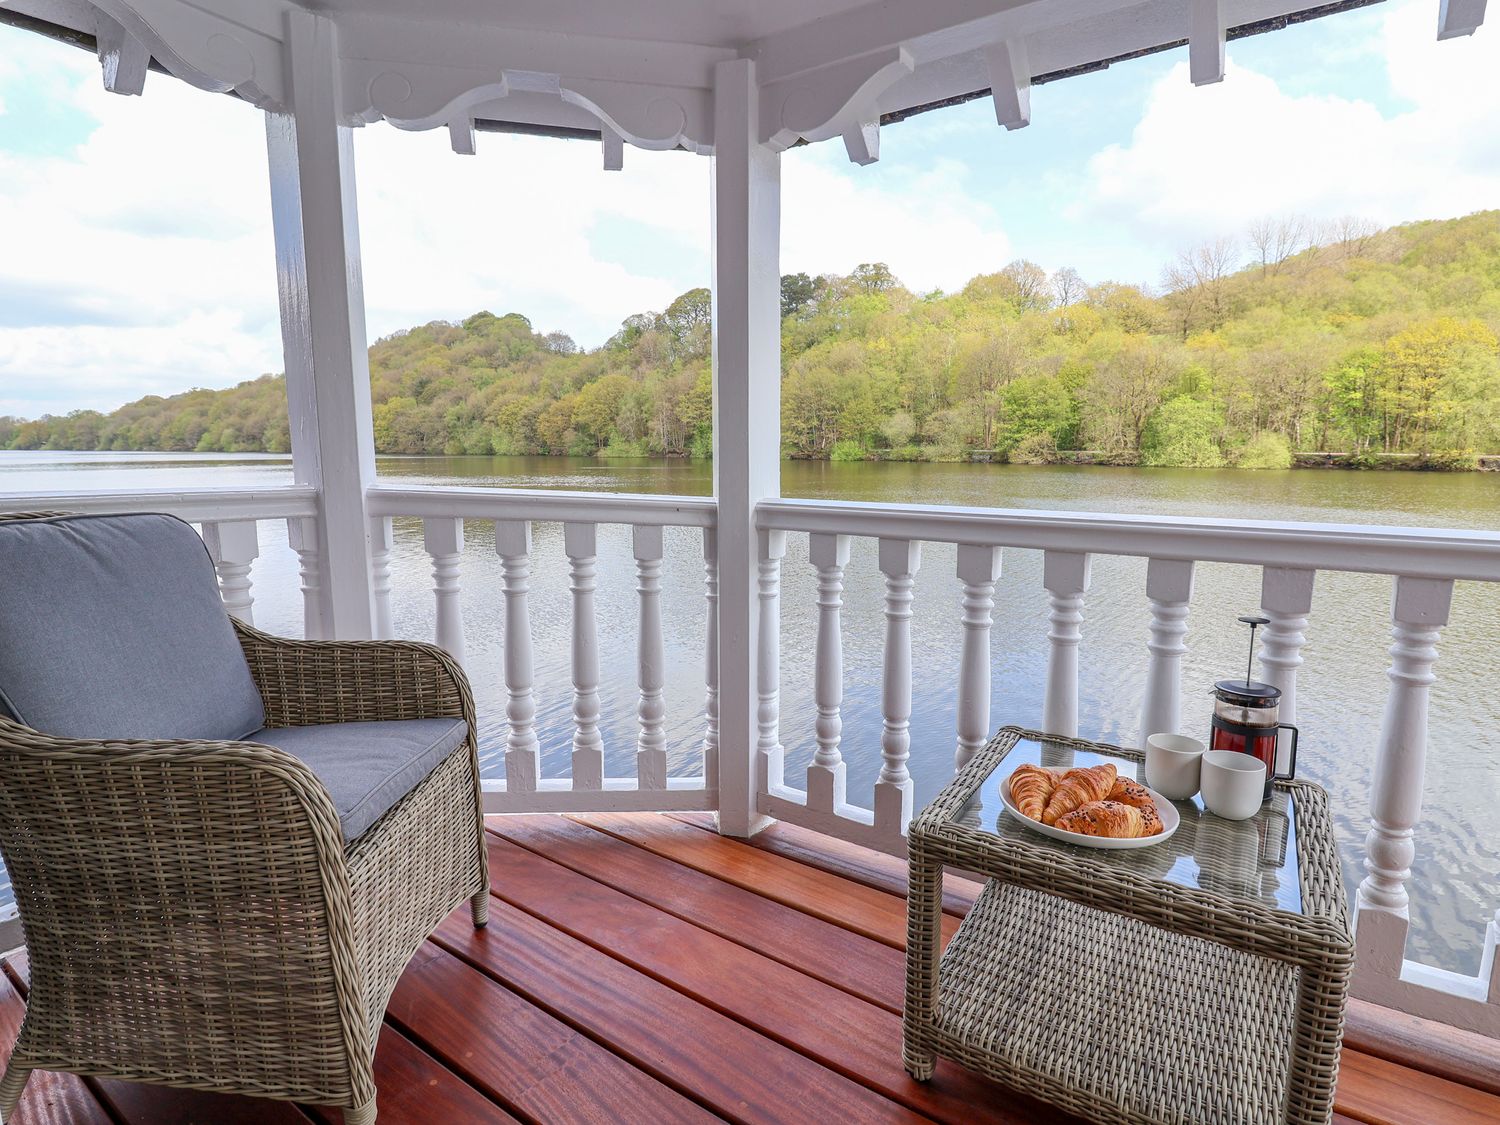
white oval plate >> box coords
[999,769,1180,850]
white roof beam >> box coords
[447,116,476,154]
[1438,0,1487,38]
[841,117,880,164]
[601,125,625,170]
[1189,0,1226,85]
[986,39,1030,129]
[95,13,150,96]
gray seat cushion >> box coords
[247,718,468,842]
[0,512,265,741]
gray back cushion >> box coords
[0,513,265,741]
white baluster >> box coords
[1260,567,1315,777]
[702,528,720,793]
[875,539,921,841]
[496,520,538,794]
[1138,557,1194,745]
[370,516,395,640]
[635,525,667,790]
[423,517,466,665]
[1042,551,1092,737]
[566,522,604,790]
[757,529,787,795]
[202,520,259,626]
[956,545,1002,771]
[807,533,850,813]
[1354,576,1453,979]
[287,516,323,640]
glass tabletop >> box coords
[957,733,1302,914]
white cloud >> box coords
[1074,0,1500,251]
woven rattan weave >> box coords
[903,726,1352,1125]
[0,599,489,1125]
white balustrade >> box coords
[874,539,921,844]
[369,515,395,640]
[1138,557,1193,744]
[807,532,851,815]
[202,519,259,626]
[634,525,668,791]
[566,522,605,791]
[1259,567,1315,776]
[756,529,787,796]
[287,515,325,640]
[422,517,466,665]
[955,545,1001,828]
[702,529,720,792]
[496,520,539,794]
[1042,550,1091,737]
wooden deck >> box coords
[2,812,1499,1124]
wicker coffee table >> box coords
[903,726,1353,1125]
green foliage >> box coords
[11,212,1500,466]
[1236,432,1294,470]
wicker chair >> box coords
[0,513,489,1124]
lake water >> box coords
[4,450,1498,976]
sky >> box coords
[1,0,1498,419]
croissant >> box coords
[1042,763,1118,826]
[1108,776,1156,814]
[1008,764,1057,822]
[1056,799,1151,839]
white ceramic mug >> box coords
[1201,750,1267,821]
[1144,733,1205,800]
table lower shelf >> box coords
[922,879,1317,1125]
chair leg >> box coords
[471,889,489,928]
[0,1062,31,1117]
[344,1096,377,1125]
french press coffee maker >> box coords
[1210,616,1298,803]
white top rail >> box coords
[0,486,320,523]
[757,498,1500,583]
[367,484,717,527]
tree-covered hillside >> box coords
[6,210,1500,467]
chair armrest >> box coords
[234,620,476,733]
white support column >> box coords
[266,8,377,641]
[369,515,395,639]
[986,39,1031,129]
[1138,557,1194,745]
[712,57,781,838]
[807,532,851,815]
[875,539,921,842]
[497,520,539,794]
[1042,551,1091,737]
[702,528,720,792]
[955,545,1001,774]
[1260,567,1315,777]
[1189,0,1227,85]
[1438,0,1487,40]
[1354,576,1453,984]
[566,522,604,791]
[202,520,260,626]
[287,515,323,640]
[634,525,668,790]
[423,517,465,665]
[756,529,787,797]
[94,15,150,96]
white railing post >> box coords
[369,515,395,639]
[287,515,324,640]
[1260,567,1315,776]
[566,522,604,790]
[634,525,668,790]
[875,538,921,843]
[423,517,465,665]
[807,532,851,815]
[1354,576,1453,986]
[711,57,780,838]
[955,544,1001,769]
[702,528,720,792]
[202,519,259,626]
[756,529,787,797]
[497,520,538,794]
[266,10,377,640]
[1138,557,1194,744]
[1042,550,1092,736]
